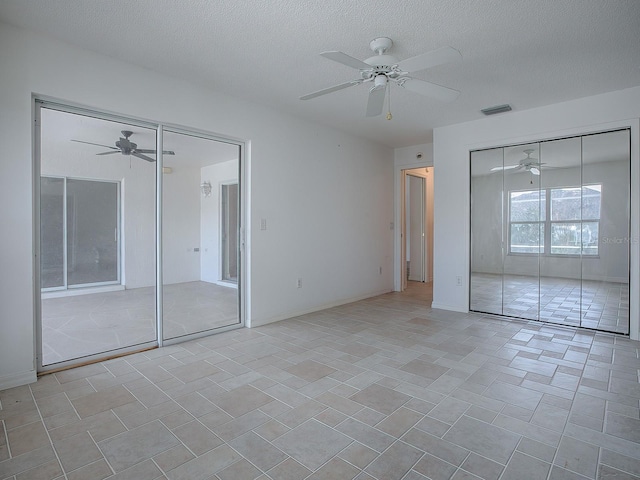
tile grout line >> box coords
[27,383,69,480]
[1,418,11,460]
[543,332,595,480]
[595,440,604,480]
[86,430,115,478]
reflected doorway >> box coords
[40,177,120,289]
[221,183,239,284]
[402,167,433,300]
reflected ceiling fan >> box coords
[71,130,175,162]
[300,37,462,118]
[491,149,544,175]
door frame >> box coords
[395,156,433,291]
[406,172,427,282]
[220,181,239,286]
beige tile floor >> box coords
[471,274,630,334]
[42,281,239,365]
[2,282,640,479]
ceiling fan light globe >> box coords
[374,75,388,88]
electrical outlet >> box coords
[297,278,302,288]
[456,275,462,286]
[260,218,267,231]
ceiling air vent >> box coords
[481,104,512,116]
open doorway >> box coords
[402,167,433,302]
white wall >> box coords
[432,86,640,339]
[0,22,394,390]
[395,144,433,169]
[200,160,238,283]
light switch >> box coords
[260,218,267,231]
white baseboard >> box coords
[251,289,392,328]
[0,370,37,391]
[42,284,125,299]
[430,302,468,313]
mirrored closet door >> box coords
[37,102,245,371]
[470,129,630,334]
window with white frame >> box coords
[509,185,601,256]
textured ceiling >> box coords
[1,0,639,147]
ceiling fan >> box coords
[491,149,544,175]
[71,130,175,162]
[300,37,462,118]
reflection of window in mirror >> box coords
[508,185,601,256]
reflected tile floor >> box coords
[41,281,239,365]
[471,273,630,334]
[2,287,640,479]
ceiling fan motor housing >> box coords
[364,37,401,77]
[364,54,400,72]
[369,37,393,54]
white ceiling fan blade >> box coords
[490,165,521,171]
[96,151,121,156]
[300,80,361,100]
[397,46,462,73]
[320,51,372,70]
[400,78,460,102]
[366,86,386,117]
